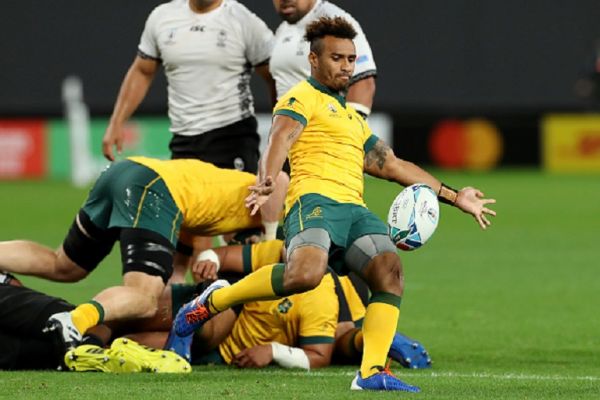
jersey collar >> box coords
[307,77,346,107]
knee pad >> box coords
[119,228,174,284]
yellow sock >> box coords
[360,292,401,378]
[210,263,285,313]
[70,301,104,334]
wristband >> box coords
[196,249,220,272]
[271,342,310,370]
[438,183,458,205]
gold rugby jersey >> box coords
[129,157,260,238]
[273,77,378,212]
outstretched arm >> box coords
[364,139,497,229]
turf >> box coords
[1,170,599,399]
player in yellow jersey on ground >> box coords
[182,239,430,369]
[172,16,496,392]
[0,157,287,358]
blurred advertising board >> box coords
[542,114,600,172]
[0,120,47,178]
[47,117,171,179]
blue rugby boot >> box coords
[350,365,421,392]
[173,279,229,337]
[389,332,432,369]
[164,326,194,362]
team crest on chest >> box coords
[277,298,293,314]
[327,103,342,118]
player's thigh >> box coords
[119,228,176,286]
[284,194,353,252]
[344,207,396,275]
[61,209,118,278]
[285,230,330,286]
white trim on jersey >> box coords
[269,0,377,100]
[138,0,274,136]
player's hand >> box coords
[245,176,275,216]
[455,187,497,229]
[232,345,273,368]
[191,259,218,283]
[102,123,125,161]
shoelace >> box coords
[381,358,396,377]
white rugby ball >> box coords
[387,184,440,251]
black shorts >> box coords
[0,285,74,370]
[170,116,260,173]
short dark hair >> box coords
[304,16,357,54]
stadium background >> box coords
[1,1,600,398]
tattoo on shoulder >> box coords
[365,140,390,170]
[287,124,303,141]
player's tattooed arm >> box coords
[287,123,304,142]
[364,139,443,191]
[364,139,391,171]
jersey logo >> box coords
[277,298,293,314]
[190,25,205,32]
[164,28,177,46]
[356,54,369,64]
[305,206,323,220]
[327,103,337,113]
[217,30,227,48]
[287,97,297,108]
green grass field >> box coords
[1,170,599,399]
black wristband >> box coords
[438,183,458,205]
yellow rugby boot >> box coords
[64,344,143,373]
[110,337,191,373]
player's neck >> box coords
[309,76,344,96]
[189,0,223,14]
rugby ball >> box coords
[387,184,440,251]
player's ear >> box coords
[308,51,318,69]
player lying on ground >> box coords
[0,241,428,371]
[0,272,190,372]
[166,240,431,368]
[71,240,428,370]
[0,157,288,356]
[171,16,496,393]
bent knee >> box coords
[367,254,404,295]
[283,269,323,293]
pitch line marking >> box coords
[250,369,600,382]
